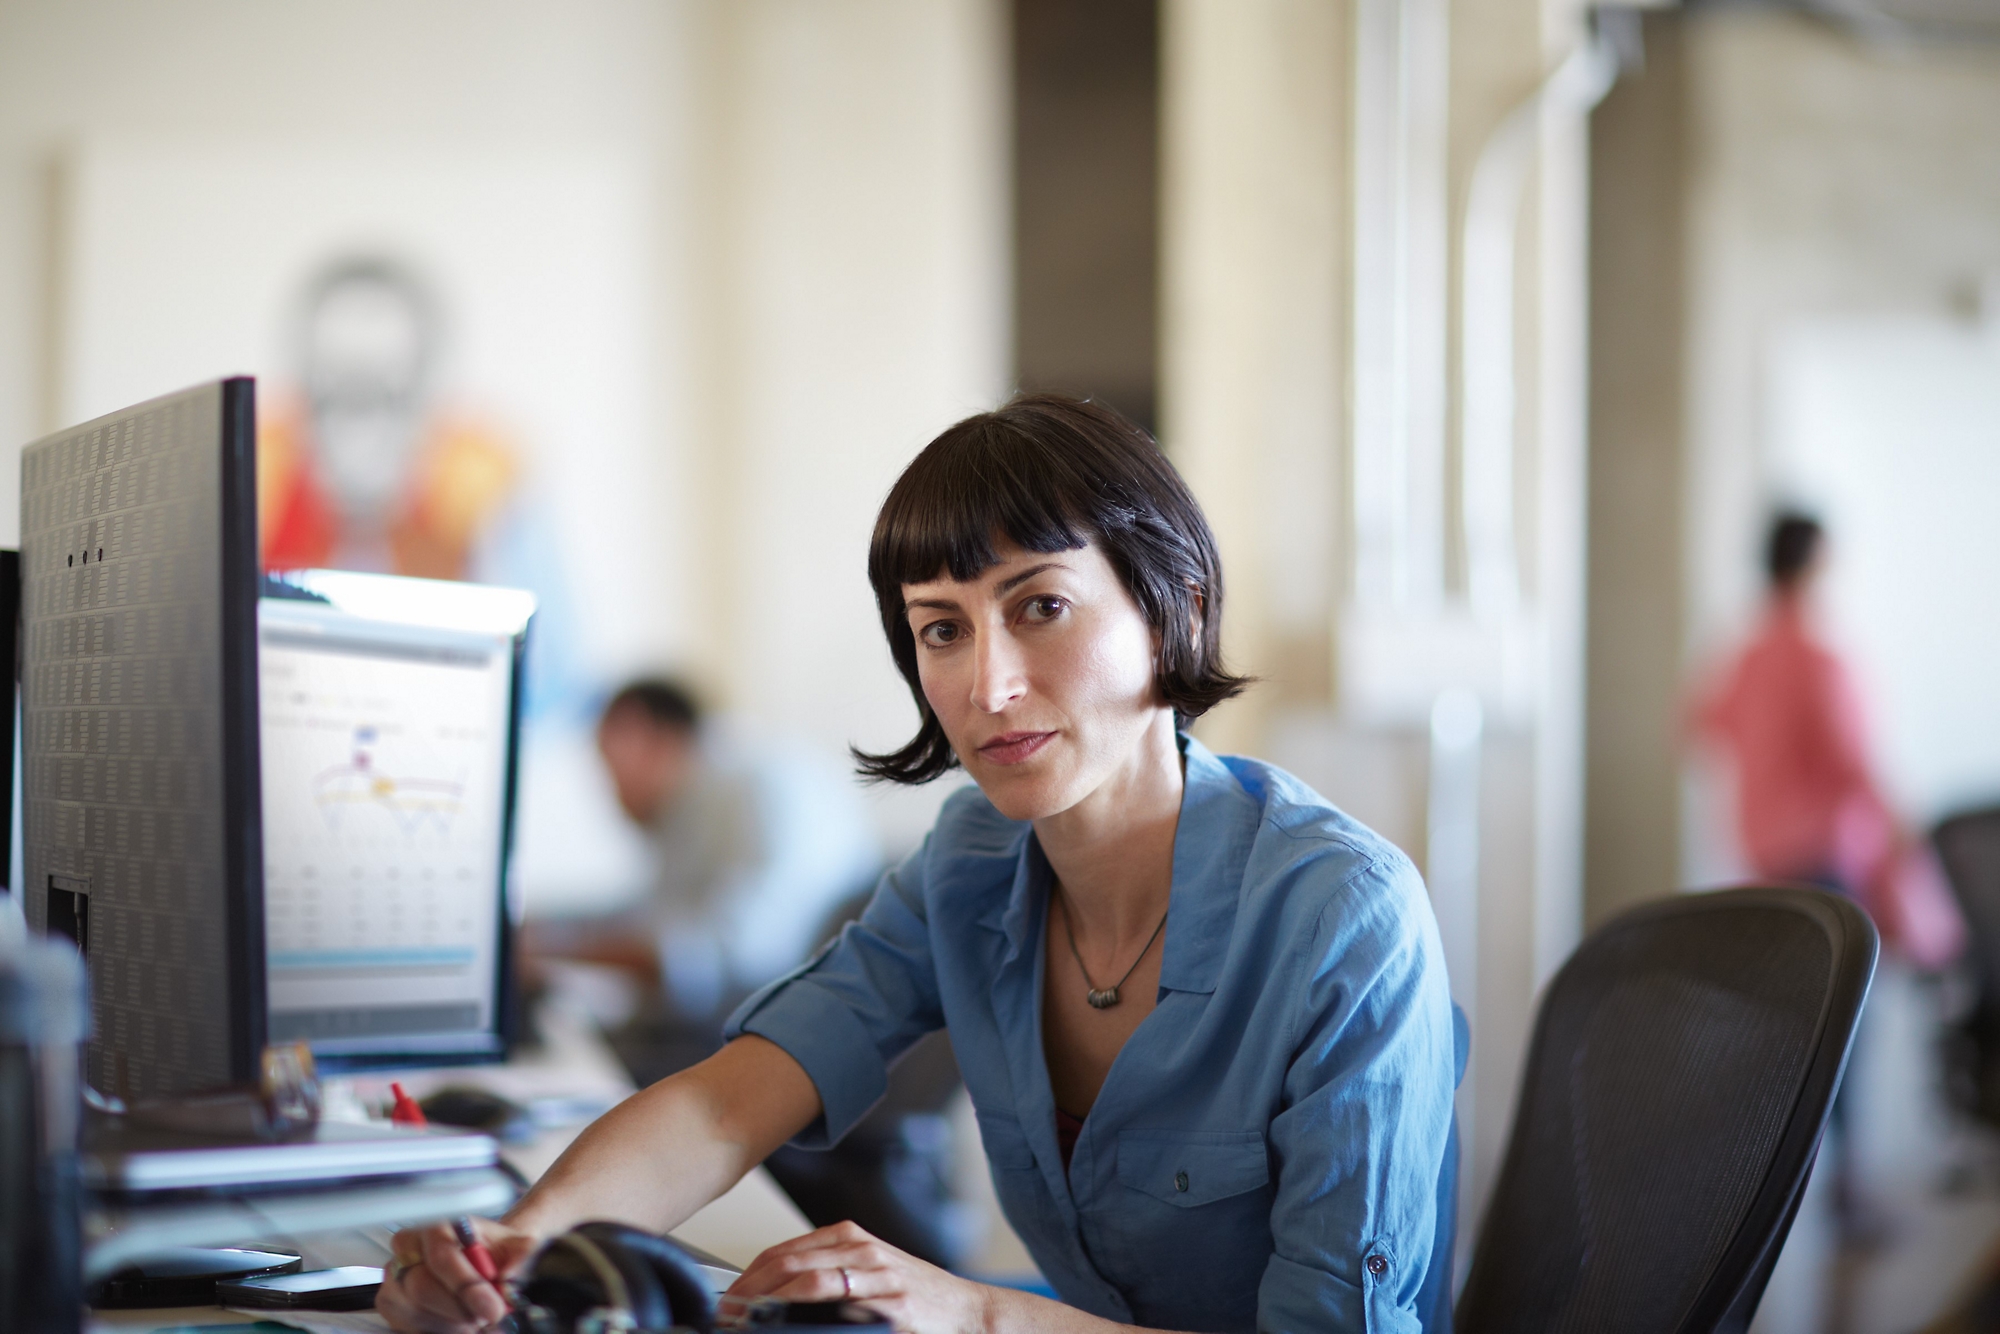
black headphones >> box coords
[515,1222,892,1334]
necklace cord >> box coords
[1057,885,1169,1000]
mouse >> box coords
[419,1086,537,1143]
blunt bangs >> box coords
[868,417,1092,593]
[857,393,1251,785]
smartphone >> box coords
[217,1265,384,1311]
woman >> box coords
[381,396,1461,1334]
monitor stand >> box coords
[88,1245,303,1308]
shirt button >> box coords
[1366,1254,1389,1278]
[1174,1170,1189,1193]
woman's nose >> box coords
[969,633,1027,713]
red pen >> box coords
[452,1215,501,1284]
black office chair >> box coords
[1455,886,1876,1334]
[1935,807,2000,1124]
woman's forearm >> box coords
[501,1037,1184,1334]
[505,1034,821,1239]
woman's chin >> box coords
[970,764,1075,824]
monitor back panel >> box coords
[20,379,265,1097]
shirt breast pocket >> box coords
[1115,1129,1269,1208]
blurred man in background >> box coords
[532,677,880,1073]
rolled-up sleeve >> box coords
[1260,855,1458,1333]
[723,838,946,1148]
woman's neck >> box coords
[1032,710,1184,943]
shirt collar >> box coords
[984,734,1254,995]
[1157,736,1253,994]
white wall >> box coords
[0,0,679,541]
[679,0,1010,855]
[1159,0,1346,751]
[1768,315,2000,823]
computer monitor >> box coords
[257,569,531,1069]
[20,379,266,1098]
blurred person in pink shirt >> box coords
[1695,511,1963,1240]
[1697,515,1886,893]
[1695,512,1961,966]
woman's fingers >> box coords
[422,1225,513,1325]
[727,1225,990,1334]
[730,1230,901,1302]
[767,1263,864,1304]
[744,1220,874,1262]
[375,1221,515,1333]
[384,1263,494,1334]
[732,1257,886,1306]
[728,1223,856,1296]
[378,1258,483,1334]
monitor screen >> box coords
[258,570,531,1067]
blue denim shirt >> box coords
[725,737,1461,1333]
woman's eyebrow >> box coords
[992,561,1068,595]
[904,596,961,614]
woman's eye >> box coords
[918,621,961,648]
[1022,595,1067,623]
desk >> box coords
[87,992,809,1332]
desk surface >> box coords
[87,991,807,1333]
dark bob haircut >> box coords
[855,393,1250,785]
[1766,510,1824,589]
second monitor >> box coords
[259,569,532,1069]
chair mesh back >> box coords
[1937,809,2000,989]
[1458,900,1839,1333]
[1935,809,2000,1119]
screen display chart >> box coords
[259,599,513,1057]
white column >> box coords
[1159,0,1347,753]
[1350,0,1451,612]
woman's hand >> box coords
[373,1039,819,1333]
[727,1222,994,1334]
[376,1217,540,1334]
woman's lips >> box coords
[977,731,1055,766]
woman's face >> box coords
[902,537,1170,822]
